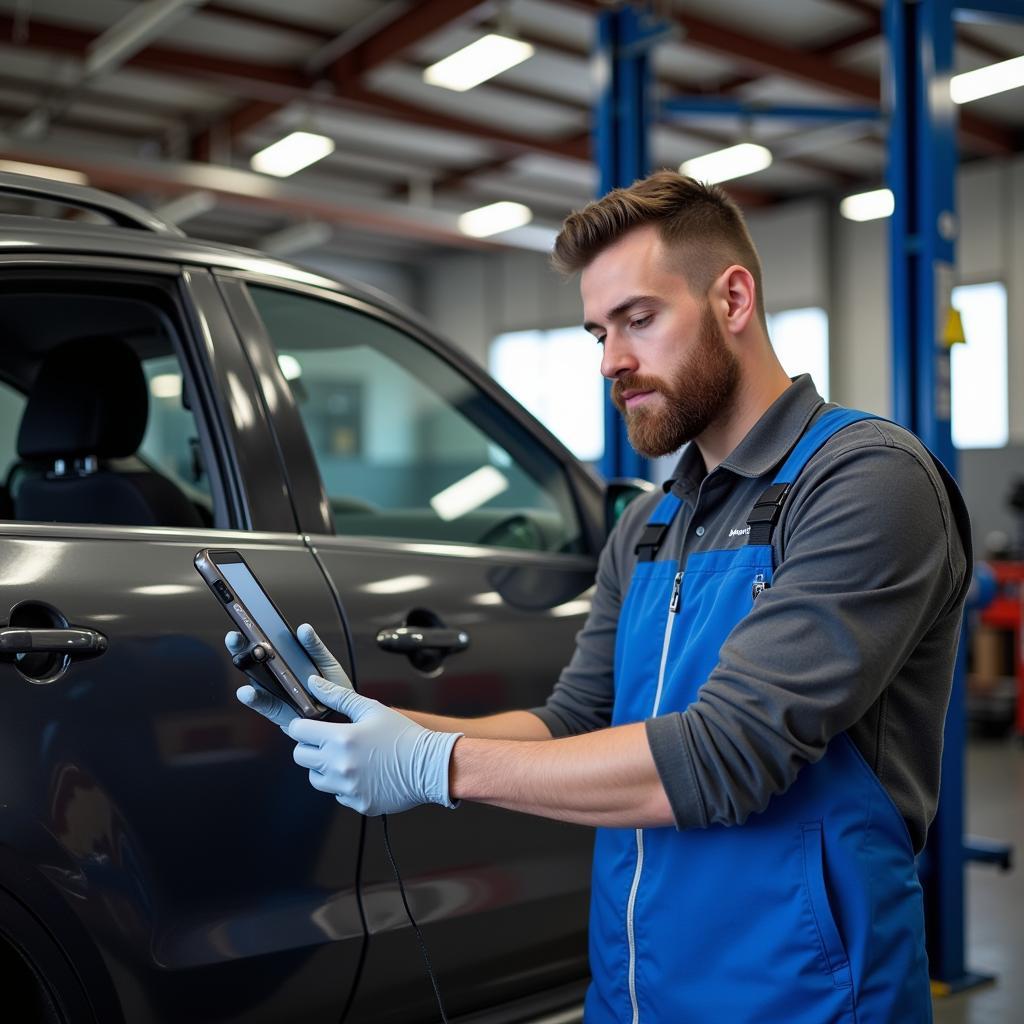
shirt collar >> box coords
[664,375,826,497]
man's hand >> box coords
[226,623,353,730]
[288,677,463,816]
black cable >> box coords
[304,539,370,1024]
[305,538,446,1024]
[334,815,370,1024]
[381,814,450,1024]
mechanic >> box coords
[231,171,971,1023]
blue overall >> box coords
[585,410,932,1024]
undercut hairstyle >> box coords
[552,170,767,326]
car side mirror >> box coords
[605,477,656,536]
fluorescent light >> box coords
[277,354,302,381]
[951,54,1024,104]
[423,34,534,92]
[839,188,894,222]
[251,131,335,177]
[0,160,88,185]
[680,143,773,184]
[430,466,509,521]
[458,201,532,238]
[150,373,183,399]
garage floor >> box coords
[932,736,1023,1024]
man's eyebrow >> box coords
[583,294,659,334]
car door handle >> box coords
[0,628,108,657]
[375,627,469,655]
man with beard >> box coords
[232,171,971,1023]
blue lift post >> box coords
[885,0,1017,995]
[593,4,665,481]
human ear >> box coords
[712,265,756,336]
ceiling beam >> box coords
[563,0,1015,155]
[338,84,591,161]
[0,15,308,90]
[195,0,484,155]
[201,3,337,42]
[0,100,157,141]
[406,57,859,203]
[0,140,557,252]
[825,0,1023,63]
[0,14,592,168]
[679,8,1015,155]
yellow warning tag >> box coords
[942,307,966,347]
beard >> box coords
[611,303,740,458]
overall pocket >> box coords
[800,822,854,991]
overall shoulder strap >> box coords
[747,408,880,547]
[635,492,684,562]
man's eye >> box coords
[595,336,606,346]
[631,315,652,329]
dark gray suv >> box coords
[0,173,609,1024]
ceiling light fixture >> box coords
[839,188,895,222]
[679,142,773,184]
[423,34,534,92]
[458,200,533,238]
[250,131,335,177]
[951,54,1024,104]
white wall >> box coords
[422,247,584,366]
[832,154,1024,437]
[417,154,1024,446]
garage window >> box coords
[951,281,1008,450]
[766,307,830,401]
[490,327,605,464]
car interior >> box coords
[0,283,215,528]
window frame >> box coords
[216,270,606,557]
[0,256,262,532]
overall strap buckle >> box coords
[635,522,670,562]
[746,483,791,546]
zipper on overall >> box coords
[626,569,683,1024]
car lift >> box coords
[594,0,1014,995]
[886,0,1016,995]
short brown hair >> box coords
[552,170,766,325]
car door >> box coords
[218,273,602,1023]
[0,262,364,1024]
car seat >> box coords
[14,337,205,527]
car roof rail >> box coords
[0,170,185,238]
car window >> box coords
[0,282,220,529]
[248,285,585,553]
[0,378,26,479]
[138,354,213,508]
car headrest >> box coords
[17,337,149,461]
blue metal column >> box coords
[593,5,657,481]
[885,0,971,993]
[886,0,1017,993]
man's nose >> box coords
[600,330,639,380]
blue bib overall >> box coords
[585,410,931,1024]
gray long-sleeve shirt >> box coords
[531,375,971,852]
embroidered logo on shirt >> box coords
[728,526,751,538]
